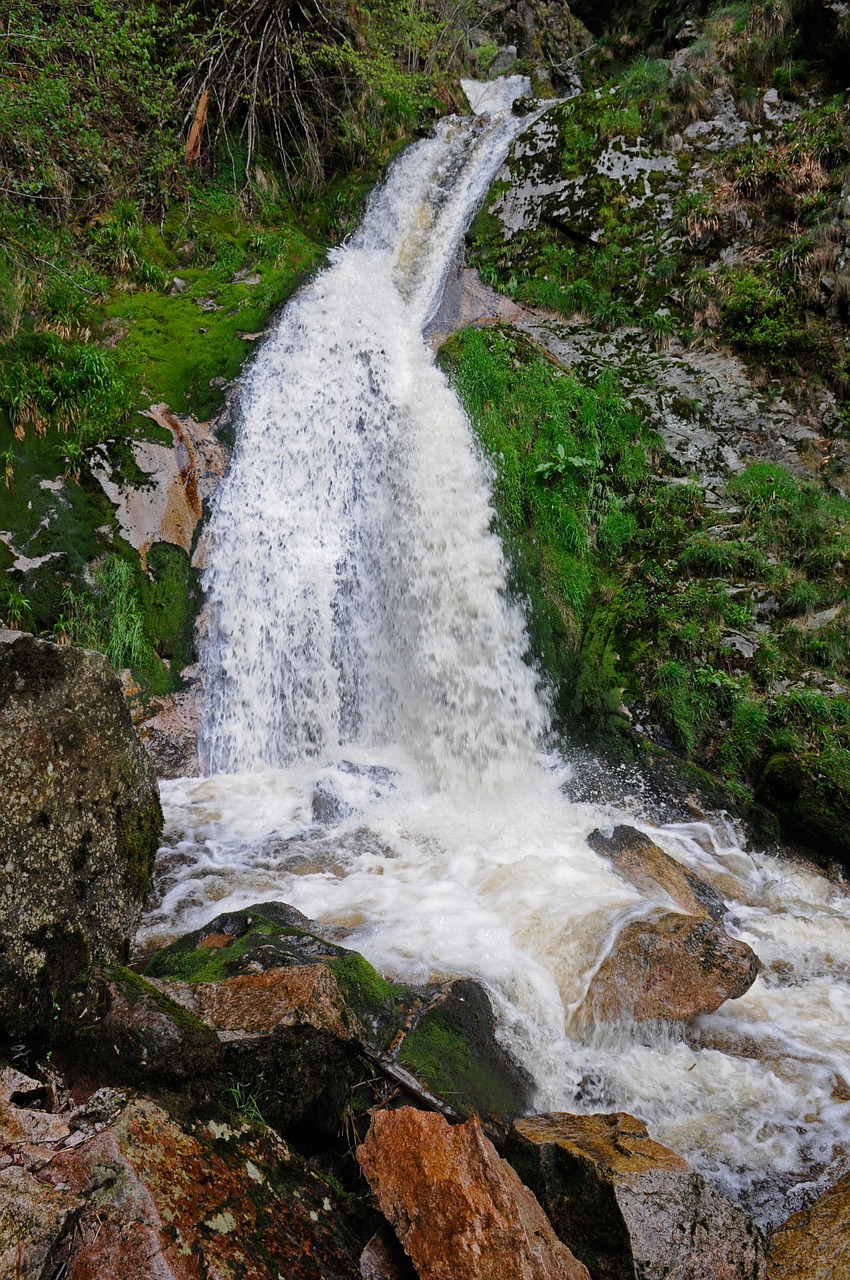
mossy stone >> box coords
[756,753,850,866]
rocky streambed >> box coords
[2,627,849,1277]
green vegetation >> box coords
[145,916,285,983]
[468,6,850,394]
[446,327,850,854]
[0,0,476,694]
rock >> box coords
[357,1107,591,1280]
[312,779,353,824]
[0,630,162,1039]
[507,1111,766,1280]
[392,977,534,1139]
[426,264,526,349]
[580,909,759,1024]
[94,402,228,566]
[40,1096,364,1279]
[140,679,202,778]
[360,1226,418,1280]
[756,754,850,867]
[186,963,362,1040]
[62,959,357,1134]
[0,1165,80,1280]
[587,825,727,921]
[766,1170,850,1279]
[61,964,220,1090]
[144,904,533,1134]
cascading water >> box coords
[200,78,547,787]
[145,79,850,1227]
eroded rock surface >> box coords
[580,908,759,1024]
[0,630,162,1038]
[94,402,228,568]
[507,1111,766,1280]
[357,1106,591,1280]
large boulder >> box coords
[139,903,532,1135]
[357,1106,591,1280]
[766,1170,850,1279]
[507,1111,766,1280]
[579,908,760,1025]
[0,630,162,1039]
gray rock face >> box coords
[0,629,162,1038]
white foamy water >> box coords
[145,81,850,1227]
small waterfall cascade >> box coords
[145,79,850,1228]
[200,77,547,788]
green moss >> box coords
[116,792,163,900]
[399,999,526,1121]
[756,752,850,862]
[95,219,322,423]
[140,543,199,673]
[145,918,285,983]
[102,964,216,1041]
[327,952,407,1047]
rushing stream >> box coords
[142,78,850,1227]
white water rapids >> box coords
[142,79,850,1227]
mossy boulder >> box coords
[143,904,533,1135]
[0,629,162,1040]
[755,753,850,868]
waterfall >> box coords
[145,80,850,1228]
[200,79,548,787]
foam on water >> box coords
[148,80,850,1227]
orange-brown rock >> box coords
[184,963,362,1040]
[766,1170,850,1279]
[587,825,727,920]
[41,1097,363,1279]
[580,908,760,1024]
[507,1111,766,1280]
[356,1106,590,1280]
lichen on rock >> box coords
[0,629,162,1039]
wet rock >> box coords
[140,666,202,778]
[144,904,533,1133]
[392,977,534,1140]
[312,779,354,824]
[766,1170,850,1279]
[580,909,759,1024]
[0,630,162,1039]
[41,1096,364,1279]
[507,1111,766,1280]
[426,264,525,348]
[587,825,727,921]
[755,753,850,867]
[357,1106,591,1280]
